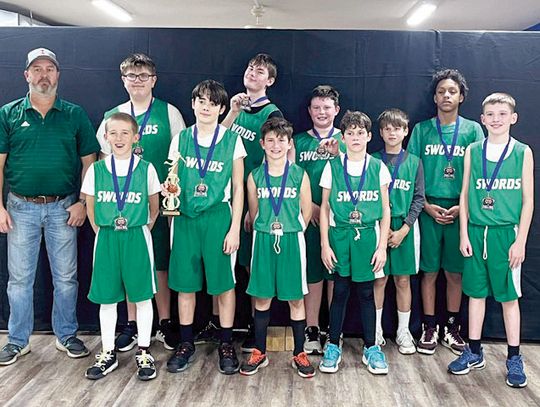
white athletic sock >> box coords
[100,303,118,352]
[376,307,383,333]
[136,299,154,348]
[397,310,411,333]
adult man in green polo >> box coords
[0,48,100,365]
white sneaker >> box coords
[396,329,416,354]
[375,330,386,347]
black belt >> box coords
[12,192,66,204]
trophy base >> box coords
[160,209,180,217]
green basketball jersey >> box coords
[93,159,150,228]
[468,139,526,226]
[372,150,419,218]
[251,162,305,233]
[294,130,345,205]
[230,104,280,181]
[408,116,484,199]
[105,98,172,182]
[328,154,383,228]
[176,125,236,218]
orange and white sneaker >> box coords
[292,351,316,378]
[239,349,269,376]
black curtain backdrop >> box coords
[0,27,539,340]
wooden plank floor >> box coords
[0,333,539,407]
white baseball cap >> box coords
[26,48,59,69]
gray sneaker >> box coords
[56,337,90,358]
[0,343,31,365]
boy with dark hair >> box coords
[294,85,344,354]
[239,117,315,378]
[96,53,185,352]
[219,53,283,352]
[408,68,484,355]
[166,80,245,375]
[448,93,533,388]
[318,111,391,374]
[372,108,424,354]
[83,112,161,381]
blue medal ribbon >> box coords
[482,137,511,193]
[251,96,269,105]
[312,127,335,141]
[130,98,154,143]
[193,125,220,180]
[111,154,135,213]
[436,116,460,163]
[264,160,290,218]
[343,154,368,208]
[381,149,405,194]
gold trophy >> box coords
[160,151,184,216]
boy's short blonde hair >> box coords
[482,92,516,113]
[378,108,409,130]
[105,112,138,135]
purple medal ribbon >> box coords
[264,160,290,218]
[343,154,368,207]
[436,116,460,163]
[312,127,335,141]
[381,149,405,194]
[482,137,511,193]
[130,99,154,142]
[111,154,135,213]
[193,125,220,180]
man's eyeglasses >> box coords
[122,73,156,82]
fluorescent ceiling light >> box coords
[92,0,132,22]
[406,1,437,26]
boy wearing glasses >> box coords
[96,53,186,353]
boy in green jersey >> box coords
[448,93,533,388]
[166,80,245,375]
[82,113,161,381]
[221,53,283,352]
[239,117,315,378]
[96,53,186,352]
[408,69,484,355]
[318,111,391,375]
[294,85,344,354]
[372,109,424,355]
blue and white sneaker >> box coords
[362,345,388,375]
[506,355,527,388]
[448,345,485,375]
[319,343,342,373]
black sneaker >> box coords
[156,319,179,351]
[167,342,196,373]
[115,321,138,352]
[0,343,30,365]
[218,342,240,375]
[55,337,90,358]
[303,326,323,355]
[85,350,118,380]
[241,324,256,354]
[135,349,157,381]
[194,321,220,345]
[239,349,268,376]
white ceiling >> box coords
[3,0,540,30]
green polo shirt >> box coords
[0,95,99,196]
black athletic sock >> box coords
[290,319,307,356]
[507,345,520,359]
[254,309,271,354]
[356,280,376,348]
[329,274,351,345]
[211,314,220,328]
[469,339,481,355]
[180,324,194,345]
[447,311,460,328]
[138,346,149,351]
[424,314,437,329]
[220,327,233,344]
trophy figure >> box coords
[161,151,184,216]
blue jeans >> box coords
[6,192,79,347]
